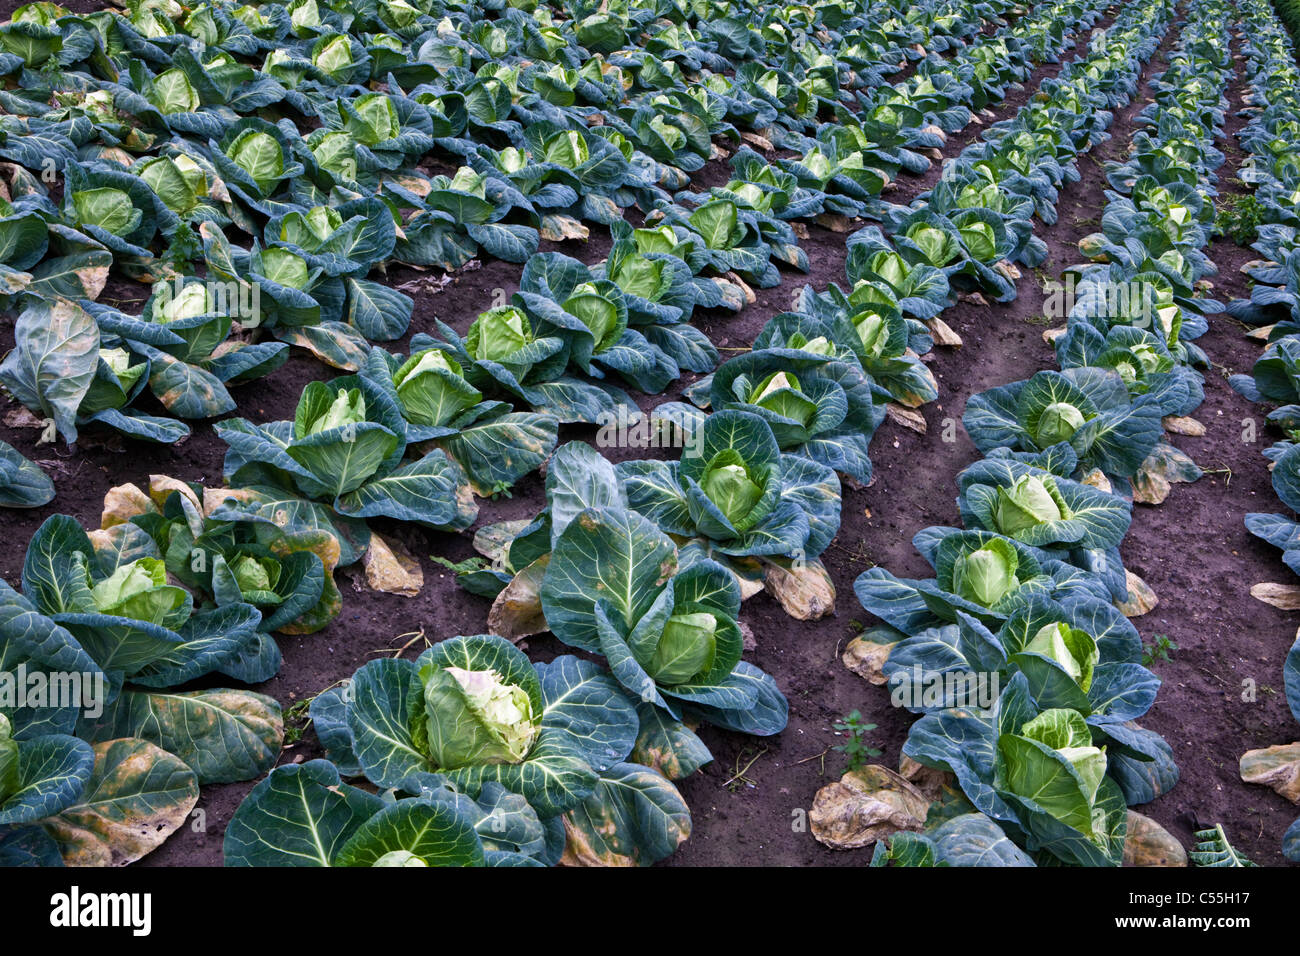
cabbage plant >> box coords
[0,512,285,866]
[618,409,841,568]
[225,759,552,866]
[0,440,53,508]
[305,633,692,863]
[881,593,1160,727]
[414,308,640,425]
[845,227,952,320]
[0,298,197,445]
[955,454,1133,600]
[540,504,788,735]
[106,476,342,635]
[214,375,476,566]
[963,369,1164,484]
[904,673,1148,866]
[358,344,558,497]
[655,343,881,484]
[856,525,1113,636]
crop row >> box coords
[0,0,1286,869]
[0,0,1094,868]
[1214,0,1300,864]
[834,0,1251,866]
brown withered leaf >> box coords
[363,532,423,597]
[810,765,928,850]
[1123,811,1188,867]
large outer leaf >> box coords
[223,759,386,866]
[679,661,788,735]
[545,441,628,545]
[273,321,371,371]
[903,706,1015,822]
[21,514,95,617]
[44,738,198,866]
[129,602,275,687]
[0,298,99,443]
[541,507,678,654]
[0,440,55,507]
[333,800,485,867]
[441,412,558,497]
[0,734,94,825]
[442,726,598,817]
[535,656,639,772]
[27,249,113,303]
[80,689,282,785]
[1286,632,1299,726]
[144,348,237,419]
[779,453,842,558]
[560,762,690,866]
[929,813,1035,866]
[207,483,371,568]
[631,702,712,780]
[346,277,412,341]
[0,825,63,866]
[617,459,693,535]
[346,657,429,787]
[308,685,362,777]
[335,450,477,530]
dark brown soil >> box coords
[1,1,1296,868]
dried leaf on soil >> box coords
[810,765,928,850]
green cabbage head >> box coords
[1034,401,1088,447]
[647,610,718,685]
[298,384,367,437]
[231,554,282,604]
[393,348,482,427]
[72,187,141,237]
[751,371,817,428]
[1022,621,1098,691]
[468,307,532,367]
[994,475,1068,535]
[1000,708,1108,839]
[419,663,539,768]
[700,449,765,528]
[89,556,188,625]
[952,537,1021,607]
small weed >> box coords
[1216,194,1266,246]
[723,745,768,792]
[832,710,882,773]
[283,697,314,745]
[1141,633,1179,666]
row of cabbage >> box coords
[192,0,1135,865]
[1212,0,1300,863]
[0,0,1118,483]
[0,0,1073,867]
[0,0,1247,869]
[845,0,1241,866]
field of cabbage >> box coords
[0,0,1298,871]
